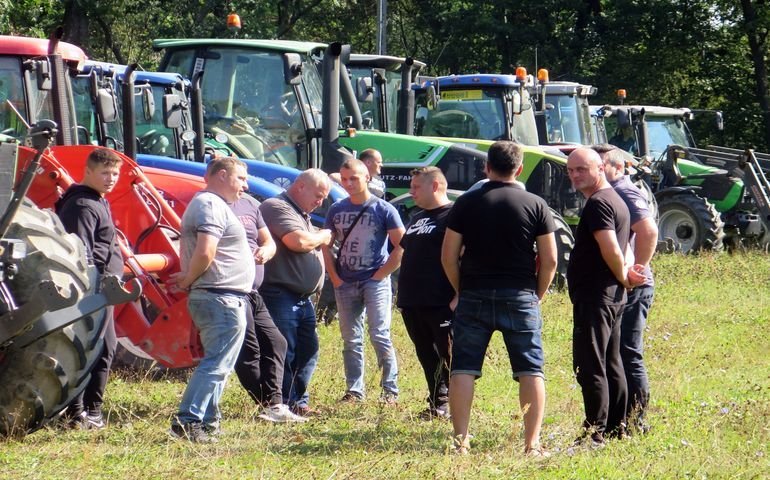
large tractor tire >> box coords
[0,201,107,435]
[657,192,725,253]
[550,209,574,290]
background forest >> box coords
[3,0,770,150]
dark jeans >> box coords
[400,306,453,409]
[234,291,288,406]
[67,306,116,417]
[572,302,628,435]
[260,285,319,408]
[620,285,654,424]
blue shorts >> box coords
[451,289,544,380]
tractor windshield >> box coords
[71,73,124,148]
[164,47,322,169]
[544,93,594,144]
[416,88,505,140]
[645,116,693,158]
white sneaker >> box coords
[258,404,309,423]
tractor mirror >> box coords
[142,88,155,121]
[283,53,303,85]
[162,93,183,129]
[96,87,118,123]
[616,108,631,128]
[426,85,438,110]
[511,91,522,114]
[715,111,724,131]
[35,59,52,91]
[356,77,373,102]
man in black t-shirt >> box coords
[441,141,558,456]
[566,147,646,447]
[397,167,454,420]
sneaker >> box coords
[203,423,223,437]
[418,406,451,421]
[65,411,106,430]
[169,421,217,443]
[379,391,398,406]
[339,392,364,404]
[453,434,471,455]
[258,404,309,423]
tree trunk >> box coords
[61,0,90,53]
[740,0,770,147]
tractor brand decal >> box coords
[381,174,411,182]
[441,90,483,101]
[273,177,291,189]
[385,146,446,167]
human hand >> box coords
[627,264,647,288]
[318,228,333,246]
[449,294,459,312]
[168,271,189,294]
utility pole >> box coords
[377,0,387,55]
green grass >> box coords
[2,253,769,479]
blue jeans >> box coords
[620,285,654,421]
[335,277,398,396]
[260,285,319,408]
[452,289,544,379]
[177,290,247,426]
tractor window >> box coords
[511,89,539,145]
[417,88,505,140]
[384,70,401,133]
[646,117,692,158]
[0,57,28,140]
[544,93,593,144]
[131,83,175,157]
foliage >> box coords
[3,0,770,148]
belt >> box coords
[195,288,249,297]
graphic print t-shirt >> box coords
[324,196,403,282]
[397,203,454,307]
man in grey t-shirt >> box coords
[259,169,332,416]
[169,157,254,443]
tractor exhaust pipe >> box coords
[122,64,138,160]
[321,42,353,173]
[191,70,205,163]
[397,57,416,135]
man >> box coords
[169,157,254,443]
[322,158,404,404]
[441,141,558,456]
[259,169,332,416]
[397,167,454,420]
[56,147,124,430]
[566,147,645,447]
[593,144,658,433]
[360,148,386,198]
[231,195,306,423]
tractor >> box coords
[0,36,142,435]
[597,104,770,250]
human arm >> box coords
[372,227,405,280]
[593,229,632,289]
[321,240,344,288]
[253,226,276,264]
[281,228,333,253]
[171,232,219,290]
[535,232,557,300]
[441,228,463,310]
[630,217,658,267]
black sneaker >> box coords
[169,421,217,443]
[65,411,106,430]
[418,406,451,421]
[573,430,605,449]
[203,423,223,437]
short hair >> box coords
[295,168,331,190]
[410,166,447,189]
[340,157,368,175]
[206,157,246,177]
[359,149,382,163]
[486,141,523,175]
[86,148,122,170]
[592,143,630,169]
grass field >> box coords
[1,252,768,479]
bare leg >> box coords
[449,373,475,451]
[519,375,545,451]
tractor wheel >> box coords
[657,192,725,253]
[0,201,107,435]
[550,209,574,290]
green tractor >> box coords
[597,104,769,250]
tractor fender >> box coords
[653,185,701,202]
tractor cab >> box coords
[346,54,425,134]
[540,81,597,147]
[0,36,84,145]
[414,73,540,146]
